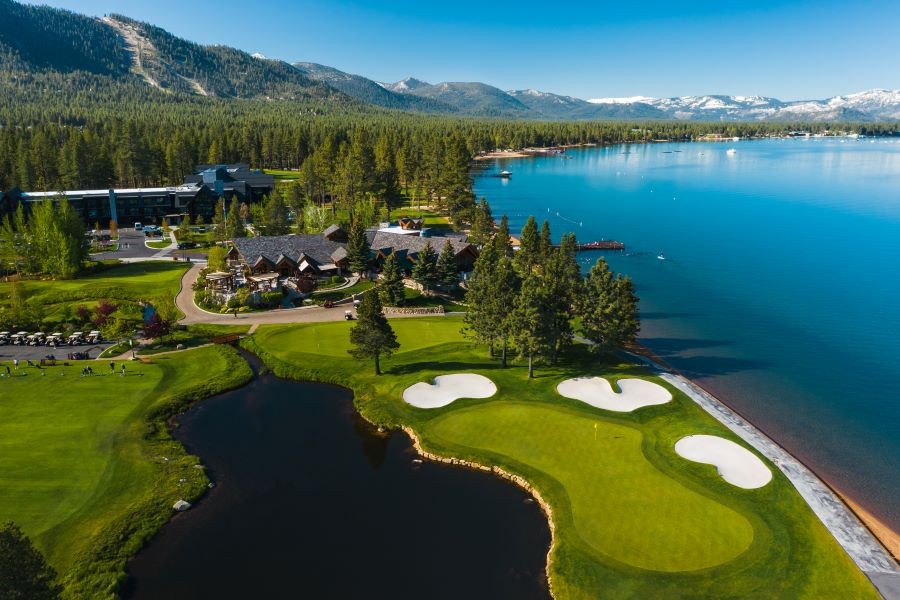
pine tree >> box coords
[540,220,552,259]
[464,243,519,366]
[511,273,554,378]
[225,201,246,239]
[348,291,399,375]
[493,214,513,257]
[0,521,62,600]
[346,218,371,274]
[470,197,494,247]
[515,216,540,275]
[436,239,458,288]
[411,242,438,292]
[577,259,639,352]
[264,193,290,235]
[379,252,406,307]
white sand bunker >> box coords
[556,377,672,412]
[675,435,772,489]
[402,374,497,409]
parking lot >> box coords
[0,340,116,361]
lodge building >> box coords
[0,164,274,227]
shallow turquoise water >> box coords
[474,138,900,530]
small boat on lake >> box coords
[726,148,737,155]
[657,252,666,260]
[499,170,512,178]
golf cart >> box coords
[344,310,354,321]
[11,331,28,345]
[86,330,103,344]
[29,332,47,346]
[46,333,64,346]
[68,332,85,345]
[0,331,9,345]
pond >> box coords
[124,358,551,599]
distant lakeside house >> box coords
[0,164,274,227]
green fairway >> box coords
[0,345,251,597]
[244,317,878,599]
[256,316,462,357]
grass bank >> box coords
[0,344,252,598]
[242,317,877,599]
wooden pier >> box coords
[573,240,625,251]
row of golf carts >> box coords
[0,330,104,346]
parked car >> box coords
[177,241,197,249]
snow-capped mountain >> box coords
[587,90,900,121]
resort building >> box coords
[0,164,274,227]
[226,227,478,280]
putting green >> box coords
[425,402,754,571]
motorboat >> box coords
[499,170,512,178]
[726,148,737,155]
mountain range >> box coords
[1,0,897,122]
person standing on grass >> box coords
[13,358,18,370]
[109,362,115,373]
[5,365,9,376]
[120,363,126,376]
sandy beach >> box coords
[474,150,531,160]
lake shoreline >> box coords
[400,424,556,599]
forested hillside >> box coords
[0,0,128,75]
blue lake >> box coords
[474,138,900,531]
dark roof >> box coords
[367,230,473,256]
[232,234,347,268]
[322,224,343,238]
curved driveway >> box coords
[176,264,398,326]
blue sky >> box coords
[25,0,900,100]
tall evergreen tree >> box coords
[577,259,640,352]
[225,200,246,239]
[379,251,406,307]
[411,242,438,292]
[540,219,552,259]
[264,193,291,235]
[348,291,399,376]
[493,214,513,257]
[346,218,371,275]
[515,215,540,274]
[435,239,458,288]
[469,197,494,247]
[510,273,554,378]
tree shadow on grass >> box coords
[388,360,497,376]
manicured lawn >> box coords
[0,261,189,324]
[310,279,375,304]
[255,316,460,358]
[139,324,251,355]
[427,402,753,572]
[145,240,172,249]
[243,317,877,599]
[263,168,301,181]
[0,345,251,597]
